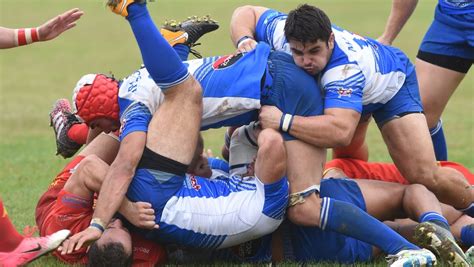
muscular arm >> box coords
[377,0,418,45]
[288,108,361,148]
[92,131,146,227]
[230,5,268,47]
[61,131,147,254]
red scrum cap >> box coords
[72,74,120,123]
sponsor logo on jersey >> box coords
[337,88,353,98]
[212,53,243,70]
[189,175,201,191]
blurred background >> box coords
[0,0,472,265]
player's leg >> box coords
[376,67,472,212]
[0,199,24,252]
[415,8,473,161]
[381,114,472,210]
[441,205,474,248]
[416,59,465,161]
[355,179,469,264]
[254,129,286,184]
[116,1,202,164]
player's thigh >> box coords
[380,114,438,181]
[147,76,202,165]
[284,140,326,193]
[354,179,406,221]
[416,58,465,127]
[255,129,286,184]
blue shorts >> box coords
[127,168,288,249]
[419,5,474,61]
[261,51,324,141]
[371,67,423,126]
[289,178,372,264]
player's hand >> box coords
[259,105,283,131]
[38,8,84,42]
[126,202,159,230]
[236,38,258,53]
[58,227,101,255]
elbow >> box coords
[331,129,353,147]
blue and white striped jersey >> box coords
[255,10,411,115]
[117,43,271,140]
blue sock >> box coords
[419,212,450,230]
[429,120,448,161]
[173,44,190,61]
[320,197,419,255]
[126,3,189,91]
[461,225,474,247]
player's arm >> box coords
[60,131,146,254]
[230,5,268,52]
[377,0,418,45]
[274,107,361,148]
[0,8,83,49]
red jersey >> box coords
[35,156,166,265]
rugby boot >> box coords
[49,99,83,158]
[161,15,219,58]
[387,248,437,267]
[107,0,146,17]
[414,221,471,266]
[0,229,70,267]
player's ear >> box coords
[328,32,335,50]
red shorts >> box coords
[325,159,474,185]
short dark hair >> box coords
[284,4,332,44]
[87,242,132,267]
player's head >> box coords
[87,218,133,267]
[72,74,121,133]
[284,4,334,75]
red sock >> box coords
[67,123,89,145]
[0,199,24,252]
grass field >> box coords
[0,0,472,266]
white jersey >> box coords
[255,10,412,114]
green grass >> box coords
[0,0,472,266]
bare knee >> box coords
[287,194,321,227]
[405,183,429,198]
[258,129,284,156]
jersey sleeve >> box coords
[321,64,365,113]
[207,157,230,173]
[255,9,289,52]
[119,101,152,141]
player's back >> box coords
[117,44,272,132]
